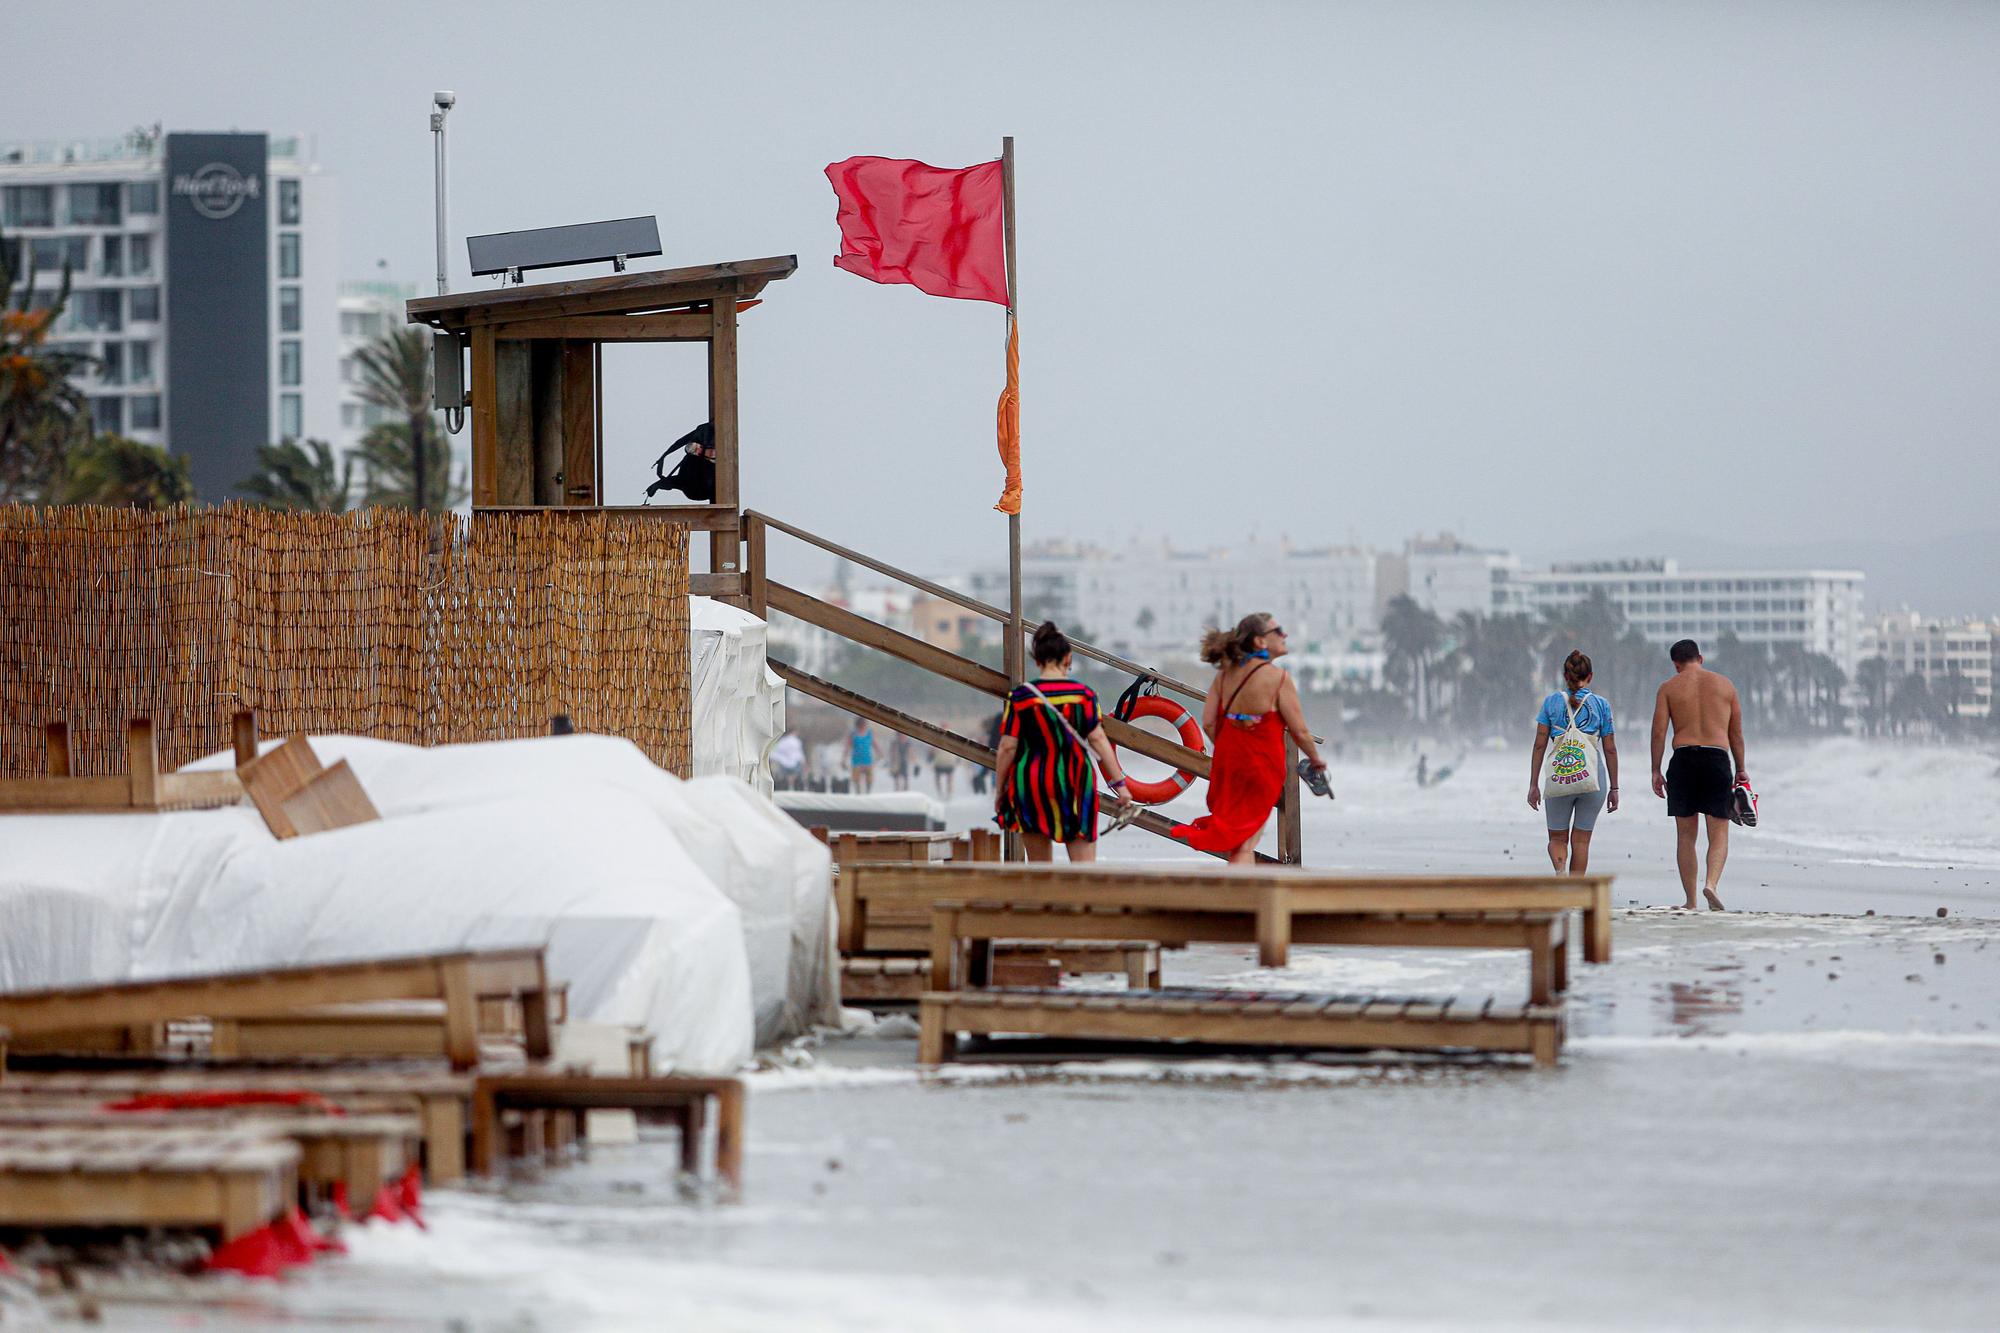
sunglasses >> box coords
[1261,625,1286,638]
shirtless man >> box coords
[1649,639,1745,911]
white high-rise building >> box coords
[1510,559,1867,677]
[1862,612,1995,718]
[1,128,338,499]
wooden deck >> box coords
[847,863,1614,966]
[919,988,1565,1068]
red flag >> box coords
[825,157,1009,305]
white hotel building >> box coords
[1,129,339,499]
[970,538,1381,681]
[1863,612,1995,719]
[1509,559,1867,677]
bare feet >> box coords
[1676,900,1697,911]
[1704,888,1726,911]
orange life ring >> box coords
[1115,694,1208,805]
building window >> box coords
[129,233,154,276]
[98,342,124,385]
[278,232,301,279]
[278,179,301,225]
[100,234,123,277]
[128,180,160,215]
[91,396,123,434]
[3,185,55,227]
[129,340,154,384]
[341,402,362,428]
[68,183,122,226]
[279,393,303,439]
[130,395,161,431]
[31,237,89,272]
[278,286,301,332]
[339,355,356,383]
[280,339,301,386]
[73,289,122,333]
[129,286,160,322]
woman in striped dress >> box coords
[994,622,1133,862]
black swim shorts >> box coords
[1666,746,1735,819]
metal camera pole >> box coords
[424,90,461,510]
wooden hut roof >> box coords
[405,255,798,330]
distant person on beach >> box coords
[932,748,957,798]
[849,718,875,794]
[1650,639,1746,911]
[994,622,1133,862]
[972,714,1001,795]
[771,731,805,789]
[888,732,911,791]
[1527,650,1619,875]
[1172,613,1330,866]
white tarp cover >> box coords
[691,595,784,797]
[1,733,837,1066]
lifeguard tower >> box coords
[404,255,797,593]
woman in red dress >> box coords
[1172,613,1330,865]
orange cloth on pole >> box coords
[994,318,1021,515]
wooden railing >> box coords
[739,511,1303,864]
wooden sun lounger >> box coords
[847,862,1615,966]
[919,988,1565,1068]
[0,1124,298,1240]
[468,1075,745,1193]
[0,1106,421,1212]
[0,1067,475,1184]
[0,947,554,1073]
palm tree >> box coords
[1,220,93,501]
[1854,656,1890,737]
[54,434,194,509]
[238,437,352,512]
[351,326,436,511]
[1381,594,1443,721]
[355,421,466,510]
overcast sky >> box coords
[13,1,1999,598]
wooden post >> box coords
[1278,736,1302,865]
[438,959,480,1072]
[1256,886,1291,969]
[708,289,741,579]
[469,327,499,508]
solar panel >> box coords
[466,216,662,280]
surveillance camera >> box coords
[433,90,457,109]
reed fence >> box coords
[1,506,690,778]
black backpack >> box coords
[645,422,716,503]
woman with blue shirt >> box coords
[1527,650,1620,875]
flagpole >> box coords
[1002,136,1021,691]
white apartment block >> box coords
[1510,559,1867,678]
[970,538,1379,670]
[1,129,338,499]
[1862,612,1994,719]
[1377,532,1524,621]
